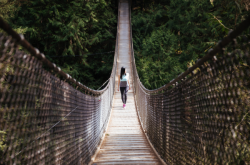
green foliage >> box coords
[0,0,27,34]
[0,131,6,152]
[10,0,117,89]
[2,0,249,90]
[132,0,249,89]
[0,0,17,20]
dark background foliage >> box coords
[4,0,118,89]
[131,0,250,89]
[1,0,249,90]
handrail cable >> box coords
[0,7,119,163]
[1,1,250,164]
[130,1,250,163]
[0,17,110,95]
[97,78,110,90]
[132,15,250,94]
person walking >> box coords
[118,67,131,108]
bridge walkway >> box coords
[91,1,161,164]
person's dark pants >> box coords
[120,86,129,104]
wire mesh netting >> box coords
[0,26,117,164]
[141,43,250,164]
[1,0,250,164]
[129,1,250,163]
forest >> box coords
[1,0,249,89]
[1,1,250,164]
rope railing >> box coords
[0,9,119,164]
[129,0,250,163]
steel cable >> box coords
[129,0,250,164]
[0,10,119,164]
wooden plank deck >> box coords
[91,1,161,165]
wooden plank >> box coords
[93,161,160,165]
[98,149,154,153]
[91,1,161,164]
[96,153,155,157]
[95,157,159,162]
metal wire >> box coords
[15,106,79,157]
[1,1,250,164]
[0,12,119,164]
[97,78,110,90]
[0,17,107,95]
[129,0,250,164]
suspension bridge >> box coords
[1,0,250,164]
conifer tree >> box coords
[10,0,117,89]
[0,0,27,33]
[132,0,249,89]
